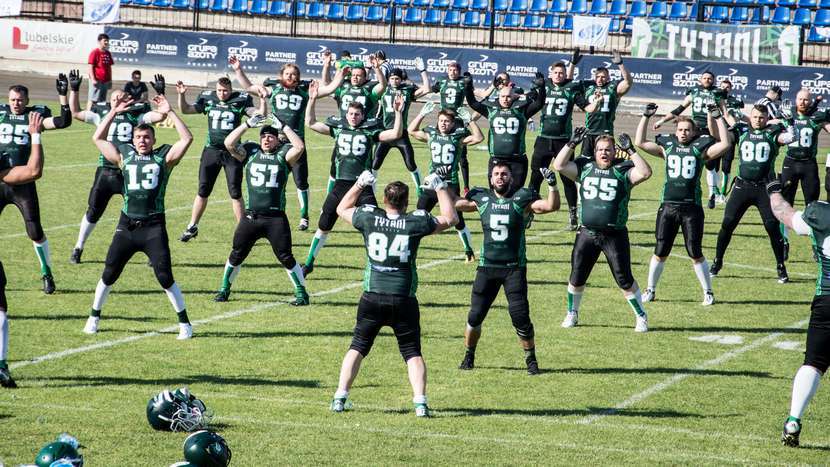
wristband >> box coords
[31,133,41,145]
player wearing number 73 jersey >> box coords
[83,95,195,340]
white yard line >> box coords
[629,244,814,278]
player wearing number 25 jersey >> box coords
[329,172,459,417]
[83,95,195,340]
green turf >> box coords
[2,103,830,465]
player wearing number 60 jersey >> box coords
[554,131,652,332]
[83,95,195,340]
[635,105,732,306]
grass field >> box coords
[2,100,830,465]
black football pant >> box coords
[228,211,296,269]
[714,178,785,265]
[805,295,830,373]
[468,266,533,340]
[0,262,6,311]
[416,183,466,231]
[781,157,820,206]
[372,135,418,172]
[351,292,422,361]
[86,166,124,223]
[530,138,576,207]
[0,182,45,242]
[318,180,377,231]
[654,203,705,259]
[101,213,175,289]
[570,227,635,290]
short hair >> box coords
[595,135,616,148]
[594,67,610,75]
[131,69,141,77]
[752,104,769,115]
[491,161,512,173]
[701,71,715,78]
[281,63,300,76]
[384,181,409,211]
[720,78,732,85]
[347,102,365,113]
[260,126,280,138]
[217,77,233,88]
[134,123,156,138]
[675,116,697,131]
[438,109,457,120]
[8,85,29,98]
[98,33,109,41]
[448,62,461,70]
[551,61,567,71]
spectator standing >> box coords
[87,33,115,110]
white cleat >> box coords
[561,311,578,328]
[702,290,715,306]
[642,288,655,303]
[83,316,99,334]
[177,323,193,340]
[716,194,726,205]
[635,314,649,333]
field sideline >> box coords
[1,94,830,464]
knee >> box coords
[616,274,634,291]
[467,309,486,328]
[804,358,830,374]
[101,268,119,286]
[86,206,103,224]
[228,186,243,200]
[763,218,781,235]
[26,221,44,242]
[154,265,175,289]
[455,216,466,230]
[398,338,422,361]
[197,184,213,198]
[509,307,534,339]
[720,216,738,232]
[277,252,296,269]
[349,338,372,358]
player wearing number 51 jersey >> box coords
[83,95,195,340]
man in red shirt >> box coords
[87,33,114,110]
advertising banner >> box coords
[84,0,120,24]
[572,15,612,47]
[0,0,23,17]
[0,19,104,62]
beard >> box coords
[494,183,510,195]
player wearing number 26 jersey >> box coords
[83,95,195,340]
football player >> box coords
[717,78,744,197]
[430,61,472,193]
[578,50,633,159]
[780,90,829,208]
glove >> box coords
[567,127,588,149]
[617,133,634,152]
[267,114,284,130]
[780,125,796,144]
[418,101,436,118]
[765,177,783,196]
[414,57,425,73]
[540,168,557,187]
[421,172,447,192]
[68,69,82,92]
[570,48,582,66]
[356,170,376,189]
[461,71,473,88]
[433,165,452,181]
[642,103,658,117]
[150,74,166,95]
[611,50,623,65]
[781,98,793,119]
[456,107,472,125]
[532,72,545,89]
[706,103,722,119]
[245,114,267,128]
[56,73,68,96]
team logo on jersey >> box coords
[228,40,258,63]
[801,73,830,95]
[467,55,497,78]
[110,33,139,55]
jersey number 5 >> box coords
[0,123,29,145]
[337,133,368,156]
[249,163,281,188]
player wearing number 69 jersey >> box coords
[635,104,732,306]
[83,95,195,340]
[554,131,652,332]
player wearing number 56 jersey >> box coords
[711,105,795,282]
[554,131,653,332]
[213,116,309,305]
[329,172,459,417]
[83,95,195,340]
[636,105,732,306]
[176,77,258,242]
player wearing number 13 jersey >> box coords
[83,95,195,340]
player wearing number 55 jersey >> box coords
[554,131,653,332]
[83,95,195,340]
[176,77,258,242]
[213,116,309,305]
[711,105,795,283]
[635,104,732,306]
[329,171,459,417]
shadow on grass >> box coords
[28,374,321,389]
[197,330,353,339]
[12,314,165,322]
[551,366,775,378]
[437,406,705,419]
[655,325,806,334]
[317,300,468,309]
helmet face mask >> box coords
[147,388,212,432]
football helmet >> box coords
[147,388,211,432]
[35,434,83,467]
[183,430,232,467]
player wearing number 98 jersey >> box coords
[83,95,195,340]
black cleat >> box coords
[465,250,476,264]
[526,357,540,375]
[782,419,801,447]
[568,207,578,231]
[298,218,309,231]
[0,367,17,388]
[42,274,55,294]
[301,263,313,277]
[179,225,198,242]
[707,194,716,209]
[214,289,230,302]
[782,241,790,262]
[525,212,534,230]
[777,264,789,284]
[459,351,475,370]
[290,291,310,306]
[69,248,83,264]
[709,259,722,277]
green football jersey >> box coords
[425,125,470,187]
[467,187,539,267]
[0,104,52,167]
[194,91,254,149]
[265,79,310,138]
[801,201,830,296]
[118,143,173,219]
[539,80,584,140]
[90,102,150,169]
[326,116,383,181]
[430,77,466,111]
[334,82,381,118]
[352,205,437,297]
[575,157,634,230]
[732,123,783,182]
[582,80,619,135]
[655,134,714,205]
[378,83,416,129]
[785,112,826,161]
[240,141,291,214]
[724,94,744,111]
[685,85,726,130]
[484,101,529,158]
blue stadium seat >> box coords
[153,0,172,7]
[523,13,541,26]
[735,0,755,5]
[365,4,384,19]
[756,0,775,6]
[628,1,647,17]
[771,5,791,23]
[483,11,501,25]
[230,0,246,13]
[730,6,749,22]
[121,0,132,5]
[384,5,403,20]
[133,0,152,5]
[669,2,687,19]
[549,0,567,13]
[432,0,450,7]
[472,0,488,9]
[510,0,529,11]
[444,8,462,23]
[793,8,812,25]
[798,0,817,7]
[608,16,621,30]
[542,12,560,27]
[249,0,268,14]
[820,0,830,8]
[463,9,481,24]
[570,0,587,13]
[562,14,573,29]
[268,0,289,14]
[815,8,830,25]
[424,7,442,22]
[373,0,391,4]
[708,5,728,21]
[494,0,509,11]
[293,2,307,16]
[172,0,191,8]
[808,25,830,41]
[452,0,470,7]
[403,7,423,22]
[413,0,429,6]
[689,2,698,19]
[354,0,371,3]
[305,2,323,17]
[778,0,796,6]
[326,2,344,19]
[609,0,627,16]
[503,12,521,25]
[748,5,769,23]
[648,1,667,17]
[529,0,546,12]
[622,16,633,32]
[394,0,411,6]
[346,4,364,20]
[210,0,227,11]
[589,0,607,15]
[194,0,209,8]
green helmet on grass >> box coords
[182,430,232,467]
[147,387,211,432]
[35,434,83,467]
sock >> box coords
[410,169,422,188]
[706,169,717,197]
[712,169,720,195]
[789,365,822,420]
[33,240,52,276]
[567,284,582,312]
[721,172,730,194]
[176,310,190,324]
[524,347,536,361]
[286,263,306,292]
[297,189,309,219]
[457,226,474,253]
[780,222,790,242]
[220,261,241,291]
[413,394,427,405]
[89,308,101,318]
[187,222,197,230]
[647,257,665,290]
[305,231,328,266]
[326,176,336,195]
[92,279,111,312]
[0,313,7,363]
[624,288,646,317]
[164,283,186,312]
[694,260,713,292]
[75,216,97,249]
[334,389,349,400]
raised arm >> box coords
[413,57,431,98]
[42,73,71,130]
[635,104,663,157]
[463,119,484,145]
[777,124,796,146]
[337,171,376,224]
[305,80,331,135]
[612,51,633,97]
[224,114,264,162]
[280,120,305,166]
[463,78,489,117]
[703,105,732,160]
[175,81,198,114]
[552,128,587,181]
[378,95,404,142]
[68,70,91,122]
[93,96,131,166]
[767,179,813,235]
[320,51,334,86]
[421,173,459,233]
[407,102,434,142]
[620,133,652,186]
[523,73,547,118]
[529,169,560,214]
[229,55,256,93]
[567,49,581,80]
[654,95,692,130]
[318,66,345,98]
[160,95,193,167]
[370,56,387,97]
[1,113,44,184]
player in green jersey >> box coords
[175,76,259,241]
[67,70,168,264]
[302,82,404,276]
[0,111,45,388]
[430,61,473,192]
[84,95,195,340]
[409,103,484,262]
[554,130,653,332]
[579,50,633,159]
[716,78,745,197]
[766,178,830,447]
[329,170,459,417]
[0,75,72,294]
[635,103,732,306]
[453,163,560,374]
[781,90,829,206]
[213,114,310,305]
[712,104,795,282]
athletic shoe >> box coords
[783,241,790,262]
[69,248,83,264]
[568,207,578,231]
[642,288,655,303]
[709,259,722,277]
[715,194,726,205]
[707,194,716,209]
[42,274,55,295]
[415,403,430,418]
[0,367,17,388]
[301,263,313,277]
[465,250,476,264]
[179,225,198,242]
[635,314,649,333]
[298,218,309,231]
[781,418,801,447]
[213,288,230,302]
[177,323,193,340]
[459,351,475,370]
[561,310,578,328]
[525,212,534,229]
[290,291,310,306]
[777,264,789,284]
[702,290,715,306]
[330,397,348,413]
[526,358,540,376]
[83,316,99,334]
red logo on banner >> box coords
[12,27,29,50]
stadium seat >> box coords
[249,0,268,14]
[510,0,529,11]
[483,11,501,25]
[373,0,391,4]
[413,0,429,7]
[689,2,698,19]
[463,9,481,24]
[820,0,830,8]
[771,5,791,23]
[365,4,384,19]
[542,12,560,27]
[748,5,769,23]
[443,8,462,23]
[708,5,728,21]
[305,2,323,17]
[451,0,470,8]
[194,0,209,8]
[153,0,172,7]
[210,0,227,11]
[609,16,621,30]
[562,14,573,29]
[523,13,542,26]
[346,4,364,20]
[668,2,687,19]
[808,25,830,41]
[384,5,403,19]
[793,8,812,25]
[756,0,775,6]
[730,6,749,22]
[570,0,587,14]
[293,2,307,16]
[268,0,289,14]
[354,0,371,3]
[735,0,755,5]
[798,0,817,7]
[424,7,442,22]
[815,8,830,26]
[621,16,633,32]
[648,1,667,17]
[503,12,521,25]
[529,0,546,12]
[121,0,132,5]
[777,0,796,6]
[549,0,567,13]
[172,0,191,8]
[589,0,607,15]
[132,0,152,5]
[628,1,647,17]
[472,0,488,9]
[403,7,423,22]
[230,0,247,13]
[394,0,411,6]
[432,0,450,7]
[494,0,509,11]
[609,0,627,16]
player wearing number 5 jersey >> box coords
[302,82,405,276]
[636,104,732,306]
[554,131,653,332]
[329,171,459,417]
[176,77,258,242]
[579,51,633,159]
[711,105,795,283]
[83,95,195,340]
[213,116,309,305]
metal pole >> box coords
[390,6,397,44]
[696,0,705,22]
[488,0,495,48]
[51,0,57,20]
[291,1,297,37]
